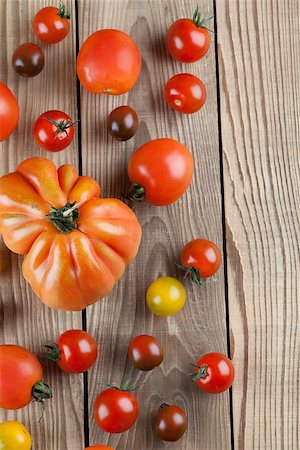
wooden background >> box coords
[0,0,299,449]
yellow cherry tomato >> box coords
[0,421,32,450]
[146,276,186,316]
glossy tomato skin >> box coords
[33,6,70,44]
[94,388,139,433]
[165,74,206,114]
[128,335,163,371]
[77,29,141,95]
[12,43,44,77]
[56,330,98,373]
[0,345,43,409]
[194,353,234,394]
[155,404,187,442]
[167,18,210,62]
[34,110,75,152]
[0,81,19,142]
[108,106,138,141]
[128,138,194,205]
[0,421,32,450]
[85,446,113,450]
[180,238,221,279]
[146,277,186,317]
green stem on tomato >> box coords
[175,263,203,285]
[45,117,80,137]
[32,381,52,423]
[128,183,145,203]
[190,364,208,381]
[57,1,71,19]
[192,6,213,28]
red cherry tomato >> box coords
[165,74,206,114]
[128,335,163,371]
[166,7,212,62]
[77,29,141,95]
[179,238,221,282]
[34,110,78,152]
[193,353,234,394]
[33,2,70,44]
[128,138,194,206]
[85,446,113,450]
[155,404,187,442]
[0,81,19,142]
[45,330,98,374]
[94,387,139,433]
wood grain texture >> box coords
[0,1,84,449]
[215,0,300,449]
[77,0,231,449]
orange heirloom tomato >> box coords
[0,157,141,311]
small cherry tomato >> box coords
[108,106,138,141]
[33,2,70,44]
[0,421,32,450]
[34,110,78,152]
[179,238,221,282]
[0,81,19,142]
[192,352,234,394]
[155,404,187,442]
[128,138,194,206]
[146,276,186,317]
[94,384,139,433]
[85,446,113,450]
[165,74,206,114]
[166,7,212,62]
[128,335,163,371]
[45,329,98,374]
[12,43,44,77]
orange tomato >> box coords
[77,29,141,95]
[0,158,142,310]
[85,446,113,450]
[0,81,19,141]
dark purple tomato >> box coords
[128,335,163,371]
[12,43,44,77]
[155,404,188,442]
[107,106,138,141]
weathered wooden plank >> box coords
[215,0,300,449]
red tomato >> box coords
[155,404,187,442]
[193,353,234,394]
[94,387,139,433]
[165,74,206,114]
[0,81,19,142]
[128,138,194,206]
[33,3,70,44]
[166,7,212,62]
[77,29,141,95]
[179,238,221,282]
[34,110,78,152]
[85,446,113,450]
[128,335,163,371]
[45,330,98,374]
[0,345,51,410]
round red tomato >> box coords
[155,404,187,442]
[94,387,139,433]
[192,352,234,394]
[77,29,141,95]
[33,3,70,44]
[85,446,113,450]
[0,81,19,142]
[34,110,78,152]
[128,335,163,371]
[166,7,212,62]
[165,74,206,114]
[0,345,52,410]
[128,138,194,206]
[179,238,221,282]
[45,330,98,374]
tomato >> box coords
[85,447,113,450]
[33,2,70,44]
[146,277,186,316]
[164,74,206,114]
[0,81,19,142]
[179,238,221,282]
[34,110,78,152]
[0,157,141,310]
[166,7,211,62]
[45,329,98,373]
[94,386,139,433]
[12,43,44,77]
[128,335,163,371]
[0,345,51,410]
[0,421,32,450]
[128,138,194,206]
[77,29,141,95]
[192,353,234,394]
[155,404,187,442]
[108,106,138,141]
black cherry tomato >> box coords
[107,106,138,141]
[12,43,44,77]
[155,404,187,442]
[128,335,163,371]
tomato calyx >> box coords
[45,117,79,137]
[46,201,84,233]
[190,363,207,381]
[128,182,145,203]
[192,6,213,30]
[158,402,170,411]
[176,263,203,285]
[32,381,52,422]
[105,378,138,393]
[43,342,61,362]
[57,1,71,19]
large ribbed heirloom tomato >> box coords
[0,157,142,310]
